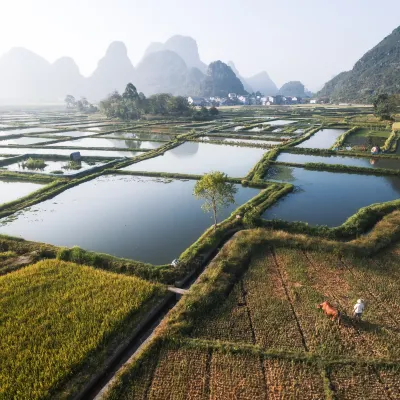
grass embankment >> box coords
[282,125,322,148]
[0,259,167,400]
[178,183,293,272]
[104,229,400,399]
[330,126,360,149]
[261,199,400,245]
[382,130,400,152]
[245,147,281,181]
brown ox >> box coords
[318,301,341,324]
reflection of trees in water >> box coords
[170,141,199,158]
[266,165,296,182]
[384,175,400,193]
[124,140,142,150]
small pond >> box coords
[263,165,400,226]
[48,137,165,149]
[124,142,268,177]
[0,175,260,264]
[277,152,400,170]
[0,179,44,205]
[296,129,346,149]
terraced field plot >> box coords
[296,128,346,149]
[0,259,167,400]
[4,158,106,175]
[124,142,268,177]
[105,240,400,399]
[0,179,44,204]
[277,151,400,170]
[344,128,391,149]
[200,136,281,146]
[262,165,400,226]
[0,127,57,136]
[0,175,260,264]
[37,130,100,137]
[101,131,175,141]
[48,137,166,149]
[0,136,58,145]
[267,119,296,126]
[0,147,142,158]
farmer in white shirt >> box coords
[353,299,365,320]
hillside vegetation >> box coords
[319,26,400,102]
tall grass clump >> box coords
[20,158,47,170]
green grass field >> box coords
[0,260,167,399]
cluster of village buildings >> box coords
[188,93,318,107]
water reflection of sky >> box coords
[125,142,268,177]
[296,129,346,149]
[0,175,260,264]
[48,137,164,149]
[263,165,400,226]
[277,152,400,170]
[0,180,43,204]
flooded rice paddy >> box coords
[48,137,165,149]
[267,120,296,126]
[4,159,105,175]
[296,129,346,149]
[276,152,400,170]
[102,132,174,141]
[1,127,57,135]
[201,137,280,146]
[0,147,143,158]
[0,136,58,146]
[263,165,400,226]
[0,179,44,204]
[124,142,268,177]
[0,175,260,264]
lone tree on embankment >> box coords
[193,171,237,230]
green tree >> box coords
[81,97,90,109]
[209,106,219,116]
[193,171,237,230]
[64,95,76,109]
[373,94,398,120]
[123,83,139,100]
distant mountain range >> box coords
[318,25,400,102]
[0,35,282,103]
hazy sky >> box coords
[2,0,399,91]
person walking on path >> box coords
[353,299,365,320]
